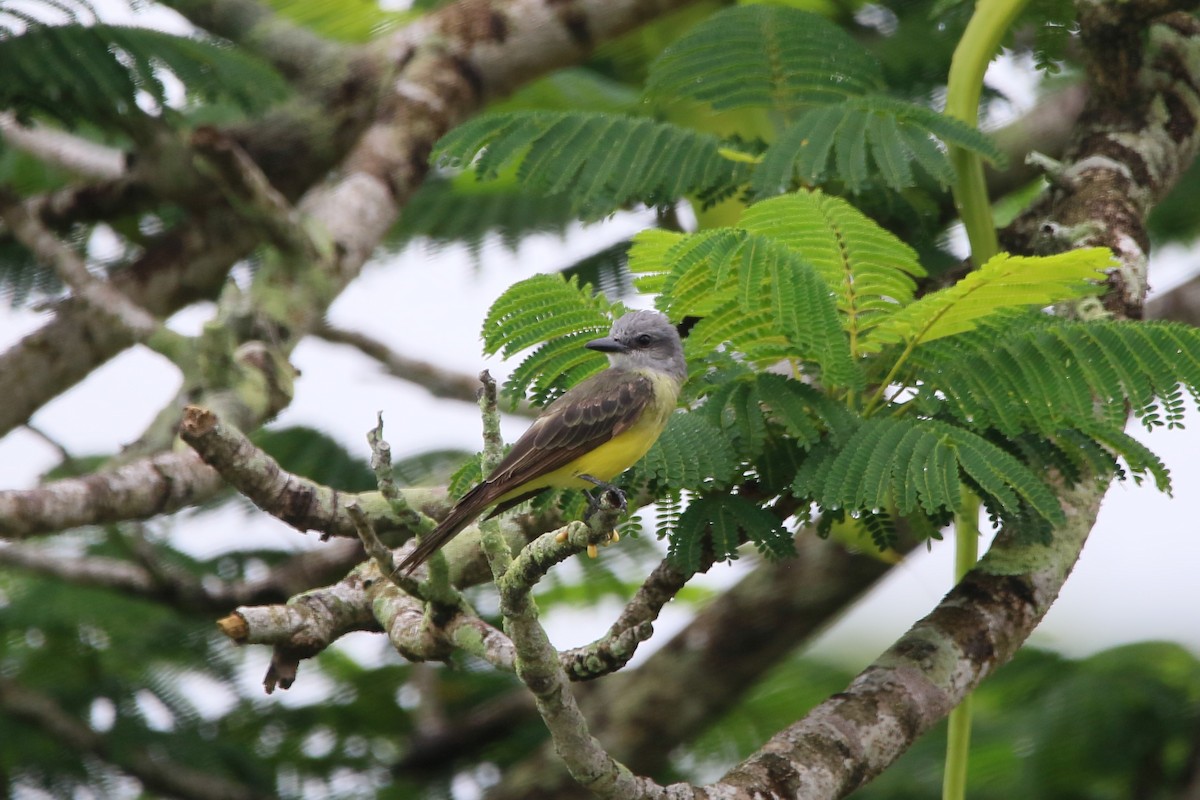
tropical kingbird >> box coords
[396,309,687,574]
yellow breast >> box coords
[516,370,679,494]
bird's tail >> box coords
[394,482,497,575]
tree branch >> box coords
[189,127,326,261]
[0,537,364,613]
[703,9,1200,799]
[1003,12,1200,316]
[490,533,896,799]
[0,449,224,539]
[491,12,1200,793]
[0,0,708,533]
[696,8,1200,799]
[714,484,1102,797]
[559,556,696,681]
[0,211,254,438]
[179,405,396,539]
[0,113,125,180]
[315,320,535,414]
[492,523,657,798]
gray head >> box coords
[585,310,687,382]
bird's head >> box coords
[585,310,687,383]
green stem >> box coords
[944,491,981,800]
[945,0,1033,264]
[940,3,1031,793]
[944,692,974,800]
[862,338,918,416]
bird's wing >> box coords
[395,369,655,575]
[486,368,656,492]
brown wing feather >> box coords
[395,369,653,575]
[488,369,654,490]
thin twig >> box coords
[317,321,536,414]
[0,112,125,180]
[560,557,695,680]
[179,404,431,542]
[190,126,325,261]
[0,191,162,341]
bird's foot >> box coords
[580,475,627,513]
[580,475,625,556]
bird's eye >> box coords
[634,333,653,347]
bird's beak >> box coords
[585,336,627,353]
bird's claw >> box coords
[580,475,627,516]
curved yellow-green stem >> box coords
[944,493,981,800]
[945,0,1033,263]
[942,1,1032,794]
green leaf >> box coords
[913,317,1200,439]
[650,225,859,389]
[627,228,687,295]
[393,174,581,252]
[482,273,621,405]
[860,249,1112,353]
[792,417,1066,528]
[704,379,769,460]
[766,245,860,389]
[943,424,1064,525]
[483,273,615,358]
[632,412,742,491]
[669,494,794,568]
[645,5,883,117]
[1076,424,1171,493]
[739,190,925,348]
[432,111,750,220]
[0,24,289,129]
[753,95,1005,195]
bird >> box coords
[395,309,687,575]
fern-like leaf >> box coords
[679,301,793,376]
[393,175,580,252]
[859,510,899,551]
[739,191,925,350]
[703,379,769,459]
[767,241,862,390]
[755,436,808,495]
[431,111,750,220]
[627,228,686,296]
[753,95,1006,194]
[860,249,1113,353]
[793,417,1066,528]
[643,5,1002,195]
[632,412,742,491]
[482,273,619,405]
[1,24,289,129]
[670,494,793,569]
[645,5,883,117]
[1076,423,1171,492]
[754,374,832,448]
[913,318,1200,439]
[447,453,485,499]
[644,227,859,389]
